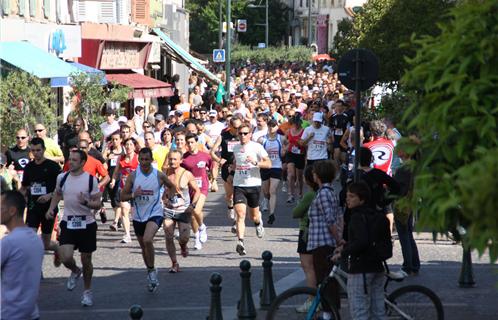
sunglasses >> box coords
[16,136,27,140]
[143,125,151,128]
[239,132,250,136]
[34,129,44,132]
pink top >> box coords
[181,151,213,196]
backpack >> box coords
[362,209,393,261]
[59,172,94,195]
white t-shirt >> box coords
[205,121,225,141]
[100,121,120,141]
[176,103,191,114]
[233,141,269,187]
[55,172,100,224]
[233,107,248,118]
[252,127,268,142]
[301,125,331,160]
[1,227,44,320]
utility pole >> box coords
[219,0,223,48]
[307,0,312,46]
[225,0,231,101]
[265,0,269,48]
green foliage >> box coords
[0,71,55,148]
[332,18,358,58]
[231,45,313,64]
[69,72,130,141]
[333,0,454,83]
[187,0,290,53]
[375,90,414,129]
[401,0,498,261]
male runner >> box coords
[46,149,102,307]
[120,148,175,292]
[231,123,272,255]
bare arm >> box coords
[210,136,223,163]
[110,162,121,188]
[159,171,176,191]
[45,190,63,220]
[120,171,136,202]
[187,172,201,207]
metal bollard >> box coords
[458,245,476,288]
[129,304,143,320]
[238,260,257,319]
[259,250,276,309]
[208,272,224,320]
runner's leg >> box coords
[80,252,93,290]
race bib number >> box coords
[17,170,24,183]
[135,189,154,205]
[30,183,47,195]
[236,165,250,177]
[67,216,87,230]
[335,129,343,136]
[195,177,203,188]
[291,146,301,154]
[110,158,118,167]
[227,140,239,153]
[269,151,279,161]
[312,140,326,151]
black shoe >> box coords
[117,220,122,229]
[99,209,107,224]
[267,214,275,225]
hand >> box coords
[133,186,143,197]
[246,155,257,166]
[36,194,51,204]
[78,192,89,206]
[220,159,227,166]
[331,253,342,263]
[308,132,315,138]
[109,180,115,189]
[45,209,55,220]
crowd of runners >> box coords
[1,62,420,320]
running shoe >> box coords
[231,221,237,234]
[267,214,275,225]
[261,198,268,212]
[180,243,189,257]
[194,232,202,250]
[256,222,265,238]
[121,234,132,243]
[147,268,159,292]
[236,240,246,256]
[99,209,107,224]
[286,195,295,203]
[210,180,218,192]
[227,208,235,220]
[81,290,93,307]
[281,181,287,193]
[109,223,118,231]
[199,224,208,243]
[66,268,82,291]
[295,298,313,313]
[169,262,180,273]
[53,251,61,268]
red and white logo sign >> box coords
[237,19,247,32]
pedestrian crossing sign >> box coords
[213,49,225,63]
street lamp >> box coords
[247,0,269,48]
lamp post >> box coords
[219,0,223,48]
[307,0,312,46]
[248,0,269,48]
[225,0,231,101]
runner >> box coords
[5,128,31,186]
[231,122,272,255]
[364,120,395,176]
[258,119,285,225]
[45,149,102,306]
[182,133,213,250]
[286,114,306,203]
[20,138,61,263]
[329,100,350,164]
[120,147,176,292]
[109,138,139,240]
[162,150,201,272]
[300,112,333,168]
[210,116,242,232]
[204,110,225,192]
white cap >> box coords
[208,110,218,117]
[118,116,128,123]
[312,112,323,122]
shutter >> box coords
[77,0,86,21]
[19,0,25,15]
[29,0,35,17]
[56,0,60,21]
[43,0,49,18]
[116,0,128,24]
[132,0,148,25]
[99,0,116,23]
[2,0,11,16]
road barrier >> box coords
[129,304,143,319]
[260,250,276,309]
[207,272,223,320]
[238,260,257,319]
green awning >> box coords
[152,28,222,85]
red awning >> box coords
[106,73,174,99]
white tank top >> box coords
[263,135,283,169]
[164,168,191,219]
[132,167,163,222]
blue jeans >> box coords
[347,272,385,320]
[395,214,420,273]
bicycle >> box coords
[266,263,444,320]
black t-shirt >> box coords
[5,146,31,171]
[22,158,61,204]
[329,113,350,138]
[220,129,239,165]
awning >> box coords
[106,72,174,99]
[152,28,222,85]
[0,41,79,87]
[68,62,108,85]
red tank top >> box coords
[119,154,139,188]
[287,129,305,155]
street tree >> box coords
[400,0,498,262]
[0,71,56,148]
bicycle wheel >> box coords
[386,285,444,320]
[266,286,341,320]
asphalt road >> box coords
[38,180,498,319]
